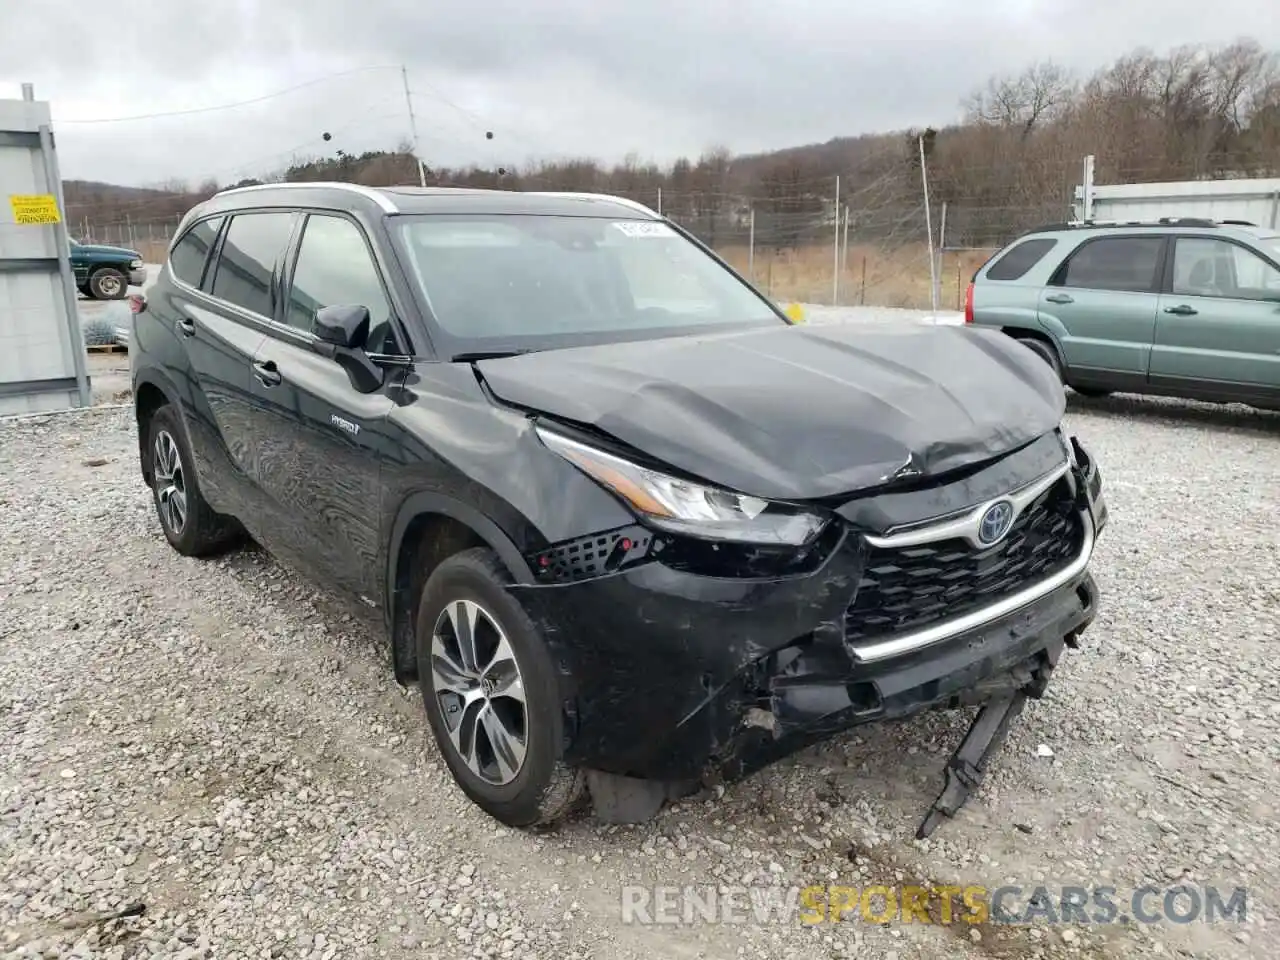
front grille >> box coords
[844,483,1083,645]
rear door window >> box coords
[208,212,297,317]
[1054,236,1164,293]
[985,238,1058,281]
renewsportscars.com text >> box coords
[620,884,1248,927]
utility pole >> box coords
[919,136,939,318]
[936,201,947,313]
[842,204,850,271]
[401,65,427,187]
[832,175,840,306]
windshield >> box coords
[1263,235,1280,259]
[394,214,784,355]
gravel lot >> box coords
[2,392,1277,960]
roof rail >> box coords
[1026,216,1260,234]
[214,180,399,213]
[531,191,661,218]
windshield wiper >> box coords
[451,349,531,362]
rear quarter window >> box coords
[984,237,1059,281]
[169,216,224,288]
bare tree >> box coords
[966,61,1076,138]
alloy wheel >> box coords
[153,430,188,535]
[97,275,122,297]
[430,599,528,785]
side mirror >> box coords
[315,304,370,350]
[311,304,383,394]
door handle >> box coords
[176,317,196,337]
[1163,305,1198,316]
[1045,293,1074,304]
[252,360,282,387]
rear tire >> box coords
[145,404,240,556]
[89,267,127,300]
[1016,336,1064,383]
[416,547,583,827]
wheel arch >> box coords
[1002,326,1067,373]
[386,492,537,684]
[133,369,180,483]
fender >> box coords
[133,363,182,409]
[385,489,538,615]
[131,364,185,477]
[383,490,539,684]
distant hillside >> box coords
[65,38,1280,254]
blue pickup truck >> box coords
[70,239,147,300]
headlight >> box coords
[130,258,143,269]
[535,426,826,545]
[1058,429,1078,467]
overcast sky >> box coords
[2,1,1276,188]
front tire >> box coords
[89,267,127,300]
[146,404,239,556]
[416,548,583,826]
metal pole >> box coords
[832,175,840,306]
[842,204,850,270]
[935,201,947,313]
[401,65,427,187]
[39,123,92,408]
[919,136,939,318]
[657,187,662,216]
[1081,155,1095,221]
[747,207,755,281]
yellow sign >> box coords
[783,302,806,324]
[9,194,61,225]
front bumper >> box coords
[128,268,147,287]
[510,440,1107,783]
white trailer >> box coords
[1074,154,1280,228]
[0,85,90,416]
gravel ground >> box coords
[2,395,1277,960]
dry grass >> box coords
[135,239,170,264]
[135,233,994,312]
[714,242,996,311]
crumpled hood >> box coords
[476,323,1066,501]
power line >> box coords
[54,65,400,124]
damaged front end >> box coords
[508,428,1108,834]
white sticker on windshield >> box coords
[612,221,676,238]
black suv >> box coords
[129,182,1108,834]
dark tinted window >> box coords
[286,215,394,351]
[985,237,1058,281]
[169,216,223,288]
[1056,236,1163,292]
[210,212,296,316]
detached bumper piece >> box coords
[916,692,1026,840]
